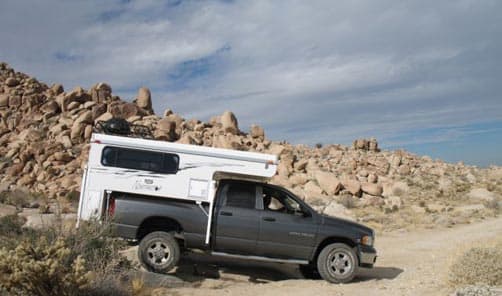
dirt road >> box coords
[142,217,502,296]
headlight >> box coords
[361,235,373,246]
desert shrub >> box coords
[65,190,80,203]
[0,221,133,296]
[482,198,499,210]
[338,194,357,209]
[0,189,46,208]
[0,238,88,296]
[449,243,502,287]
[0,215,25,238]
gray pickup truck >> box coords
[110,179,377,283]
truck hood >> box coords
[321,215,374,237]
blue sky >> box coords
[1,0,501,166]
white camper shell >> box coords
[77,133,278,243]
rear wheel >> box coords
[317,243,358,283]
[138,231,180,273]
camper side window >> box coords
[101,147,179,174]
[224,183,257,209]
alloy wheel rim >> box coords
[327,250,353,278]
[146,241,171,266]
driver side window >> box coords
[262,187,300,214]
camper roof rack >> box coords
[94,118,154,139]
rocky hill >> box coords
[0,62,500,230]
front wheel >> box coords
[317,243,358,283]
[138,231,180,273]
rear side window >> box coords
[225,183,256,209]
[101,146,179,174]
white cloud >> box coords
[1,0,501,156]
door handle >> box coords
[263,217,276,222]
[220,211,233,216]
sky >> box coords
[1,0,501,166]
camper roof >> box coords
[91,133,278,166]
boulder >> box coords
[90,82,112,103]
[277,161,292,177]
[5,77,19,87]
[358,169,369,177]
[342,179,361,196]
[95,112,113,122]
[121,103,140,118]
[91,103,107,120]
[398,165,411,175]
[0,94,9,107]
[221,111,239,135]
[323,202,355,221]
[50,83,64,95]
[66,86,91,104]
[70,123,85,141]
[67,101,80,111]
[359,194,385,207]
[353,139,368,150]
[250,124,264,139]
[368,138,379,152]
[314,170,342,195]
[156,118,177,141]
[136,87,152,111]
[74,110,93,125]
[468,188,498,203]
[361,183,383,196]
[163,108,173,117]
[294,159,308,172]
[41,100,60,114]
[367,173,378,183]
[8,95,21,107]
[289,173,308,186]
[0,203,17,217]
[304,181,323,197]
[390,155,401,168]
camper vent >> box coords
[94,118,154,139]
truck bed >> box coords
[112,193,209,249]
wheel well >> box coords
[136,216,183,241]
[312,237,357,263]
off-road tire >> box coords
[138,231,180,273]
[317,243,358,283]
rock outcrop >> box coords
[0,61,500,228]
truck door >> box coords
[257,185,318,260]
[213,181,260,255]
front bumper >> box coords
[357,244,377,267]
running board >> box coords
[211,251,308,265]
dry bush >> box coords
[337,194,357,209]
[0,218,133,296]
[0,189,46,208]
[0,215,26,248]
[0,238,88,296]
[65,190,81,203]
[449,242,502,287]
